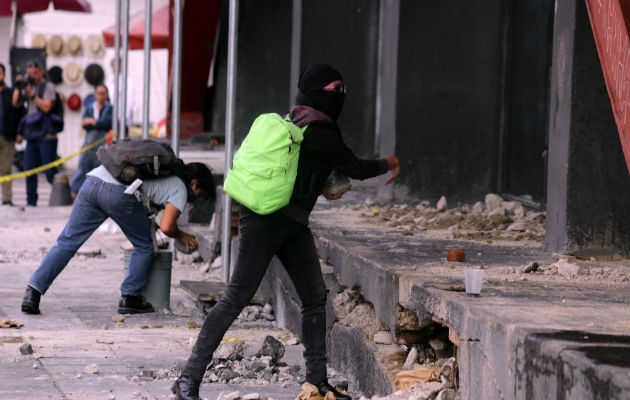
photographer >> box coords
[0,63,21,206]
[12,60,59,207]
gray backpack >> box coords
[96,138,185,184]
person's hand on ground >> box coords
[384,155,400,185]
[323,187,344,200]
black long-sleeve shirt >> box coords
[277,120,388,224]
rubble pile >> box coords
[201,335,304,387]
[357,193,545,243]
[359,382,456,400]
[493,255,630,285]
[237,304,276,323]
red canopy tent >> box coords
[102,3,169,50]
[0,0,91,15]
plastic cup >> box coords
[464,269,484,296]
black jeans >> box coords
[183,206,328,384]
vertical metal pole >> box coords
[9,0,17,48]
[168,0,183,258]
[142,0,152,139]
[222,0,239,283]
[375,0,399,202]
[120,0,130,139]
[171,0,183,156]
[289,0,302,106]
[113,0,121,137]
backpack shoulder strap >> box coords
[37,82,46,98]
[274,113,305,144]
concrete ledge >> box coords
[521,332,630,399]
[258,257,397,396]
[237,206,629,398]
[407,282,630,399]
[319,237,400,330]
[309,208,629,399]
[327,323,393,396]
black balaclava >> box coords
[295,64,345,120]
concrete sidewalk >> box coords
[0,204,339,400]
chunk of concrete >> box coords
[217,391,242,400]
[555,260,585,277]
[436,196,448,212]
[428,339,446,351]
[471,201,484,215]
[215,339,247,361]
[19,343,33,355]
[256,336,285,364]
[507,221,527,232]
[374,331,394,345]
[522,262,539,273]
[403,347,419,370]
[488,207,507,217]
[484,193,503,211]
[84,364,100,374]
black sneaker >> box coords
[171,375,201,400]
[117,295,155,314]
[21,286,41,314]
[316,381,353,400]
[2,200,14,206]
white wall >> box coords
[14,0,169,169]
[0,17,11,72]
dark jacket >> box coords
[82,102,113,132]
[278,119,388,223]
[1,84,19,141]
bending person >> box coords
[172,64,400,400]
[21,162,213,315]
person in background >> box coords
[0,63,21,206]
[106,58,135,133]
[12,60,58,207]
[171,64,400,400]
[70,84,113,201]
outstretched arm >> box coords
[159,203,198,252]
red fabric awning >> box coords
[0,0,91,16]
[102,4,170,50]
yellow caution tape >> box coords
[0,132,117,183]
[222,336,246,342]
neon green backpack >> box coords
[223,113,308,215]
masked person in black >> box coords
[172,64,400,400]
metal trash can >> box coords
[123,249,172,310]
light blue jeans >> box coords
[28,176,155,296]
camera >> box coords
[15,74,35,89]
